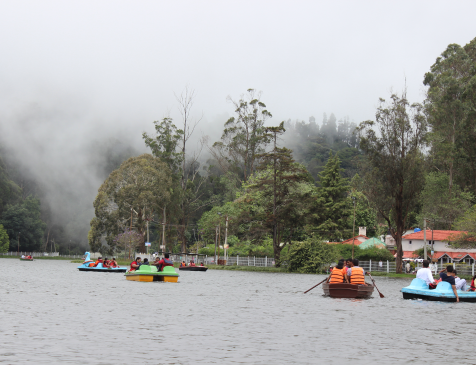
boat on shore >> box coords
[179,265,208,272]
[77,252,128,273]
[401,278,476,302]
[322,282,374,299]
[125,265,179,282]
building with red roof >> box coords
[402,230,475,264]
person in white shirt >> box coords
[454,270,468,291]
[416,260,437,289]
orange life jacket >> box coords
[329,268,346,283]
[350,267,365,285]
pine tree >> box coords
[312,153,351,241]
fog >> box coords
[0,0,475,248]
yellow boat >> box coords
[125,265,179,282]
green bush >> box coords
[0,224,10,253]
[281,237,339,274]
[335,243,395,261]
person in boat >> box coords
[156,253,174,271]
[200,262,204,266]
[190,260,196,267]
[327,259,349,284]
[143,258,150,266]
[180,261,186,267]
[439,266,459,302]
[103,257,110,268]
[109,258,118,268]
[93,257,103,267]
[21,254,25,259]
[470,274,476,292]
[416,260,437,289]
[130,257,142,271]
[454,270,468,291]
[346,259,367,285]
[344,258,353,274]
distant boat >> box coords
[20,258,34,261]
[179,265,208,272]
[77,252,127,273]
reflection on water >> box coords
[1,259,474,364]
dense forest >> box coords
[2,37,476,273]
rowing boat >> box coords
[322,282,374,299]
[179,266,208,272]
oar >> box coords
[368,273,384,298]
[304,277,329,294]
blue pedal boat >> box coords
[77,252,128,273]
[401,278,476,302]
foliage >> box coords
[357,90,427,273]
[0,196,46,251]
[281,237,339,274]
[424,38,476,195]
[113,229,144,257]
[0,224,9,253]
[445,206,476,249]
[418,171,473,229]
[310,153,351,241]
[210,89,272,185]
[356,246,395,261]
[88,154,171,255]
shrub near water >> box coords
[282,237,339,274]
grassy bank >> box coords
[207,265,287,273]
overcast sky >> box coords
[1,0,475,133]
[0,1,475,244]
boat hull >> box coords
[179,266,208,271]
[402,278,476,302]
[125,274,179,282]
[20,258,34,261]
[322,283,374,299]
[78,267,127,272]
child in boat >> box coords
[200,262,204,266]
[143,258,150,265]
[180,261,186,267]
[103,257,110,268]
[93,257,103,267]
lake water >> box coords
[1,259,474,364]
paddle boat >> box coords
[322,282,374,299]
[401,278,476,302]
[77,252,128,273]
[20,257,34,261]
[179,265,208,272]
[125,265,179,282]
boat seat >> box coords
[162,266,176,274]
[150,266,158,272]
[406,278,428,290]
[435,281,453,293]
[138,265,152,272]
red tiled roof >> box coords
[431,252,476,260]
[402,251,419,258]
[328,235,369,245]
[402,230,465,241]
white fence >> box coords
[3,251,60,257]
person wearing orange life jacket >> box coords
[327,259,349,284]
[93,257,103,267]
[346,258,368,285]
